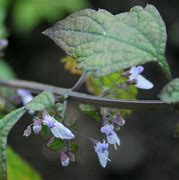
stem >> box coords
[61,100,67,119]
[71,72,87,91]
[0,79,177,111]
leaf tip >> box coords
[42,28,51,38]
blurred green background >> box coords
[1,0,179,180]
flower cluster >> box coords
[92,66,153,168]
[21,66,153,168]
[92,113,125,168]
[23,110,75,166]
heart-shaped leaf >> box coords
[0,107,26,180]
[159,78,179,104]
[43,4,171,78]
[25,91,55,111]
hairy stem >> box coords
[71,72,87,91]
[0,79,177,111]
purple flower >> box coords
[42,111,75,140]
[113,114,125,126]
[94,140,110,168]
[101,124,120,150]
[128,66,153,89]
[17,89,33,105]
[60,151,70,167]
[33,118,42,134]
[17,89,34,114]
[0,39,8,50]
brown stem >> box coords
[0,79,177,111]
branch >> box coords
[0,79,177,111]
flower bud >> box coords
[60,151,70,167]
[23,125,32,137]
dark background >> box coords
[6,0,179,179]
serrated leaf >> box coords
[44,4,171,78]
[25,91,55,111]
[7,146,41,180]
[159,78,179,104]
[0,107,26,180]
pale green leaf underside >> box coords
[43,4,171,78]
[25,91,55,111]
[159,78,179,104]
[0,108,26,180]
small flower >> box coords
[17,89,33,105]
[101,124,120,150]
[68,152,75,162]
[94,140,110,168]
[0,39,8,56]
[0,39,8,50]
[60,151,70,167]
[113,114,125,126]
[23,125,32,137]
[33,117,42,134]
[42,111,75,140]
[128,66,153,89]
[17,89,34,114]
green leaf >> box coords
[7,146,41,180]
[0,107,26,180]
[79,104,97,112]
[47,138,64,151]
[79,104,100,121]
[0,59,15,80]
[40,125,51,138]
[12,0,88,32]
[70,142,79,152]
[159,78,179,104]
[25,91,55,111]
[43,4,171,78]
[86,71,138,117]
[55,103,64,112]
[0,59,16,112]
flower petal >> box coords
[107,132,120,150]
[60,152,70,167]
[61,158,70,167]
[129,66,143,80]
[51,126,64,139]
[17,89,33,105]
[97,151,109,168]
[33,124,42,134]
[52,121,75,139]
[136,66,144,74]
[100,124,114,135]
[135,75,154,89]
